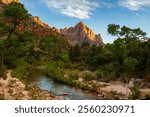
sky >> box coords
[20,0,150,43]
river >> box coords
[30,75,99,100]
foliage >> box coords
[12,59,29,80]
[81,71,96,81]
[130,86,140,99]
[40,35,68,61]
[66,70,79,80]
[0,2,31,76]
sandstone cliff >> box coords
[60,21,104,46]
[32,16,51,29]
[1,0,19,4]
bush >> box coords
[67,70,79,80]
[45,63,63,81]
[12,59,29,80]
[123,57,138,72]
[95,70,105,78]
[130,86,140,99]
[144,94,150,100]
[81,71,96,81]
[0,65,7,79]
[96,69,117,82]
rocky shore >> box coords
[76,77,150,99]
[0,70,57,100]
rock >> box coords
[78,78,83,82]
[60,21,104,46]
[98,82,111,87]
[0,70,57,100]
[64,74,69,78]
[32,16,51,29]
[88,84,93,89]
[139,89,150,99]
[1,0,19,4]
[129,78,142,88]
[101,84,131,97]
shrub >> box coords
[144,94,150,100]
[67,70,79,80]
[95,70,105,78]
[12,59,29,80]
[81,71,96,81]
[123,57,138,72]
[96,69,117,82]
[130,86,140,99]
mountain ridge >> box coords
[60,21,104,46]
[0,0,104,46]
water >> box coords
[31,75,98,100]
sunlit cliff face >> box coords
[1,0,19,4]
[60,21,103,46]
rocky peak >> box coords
[32,16,51,29]
[60,21,104,46]
[1,0,19,4]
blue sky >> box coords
[20,0,150,43]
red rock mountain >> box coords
[0,1,104,46]
[0,1,63,40]
[32,16,51,29]
[1,0,19,4]
[60,21,104,46]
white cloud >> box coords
[43,0,99,19]
[119,0,150,10]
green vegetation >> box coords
[130,86,140,99]
[0,2,150,98]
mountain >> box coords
[32,16,51,29]
[1,0,19,4]
[0,1,104,46]
[60,21,104,46]
[17,16,63,39]
[0,1,63,41]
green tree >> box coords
[0,2,30,76]
[69,44,80,62]
[40,35,68,61]
[108,24,147,41]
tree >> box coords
[108,24,147,41]
[0,2,30,76]
[69,44,80,62]
[108,24,120,37]
[40,35,68,61]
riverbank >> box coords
[1,70,150,100]
[0,70,57,100]
[76,77,150,99]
